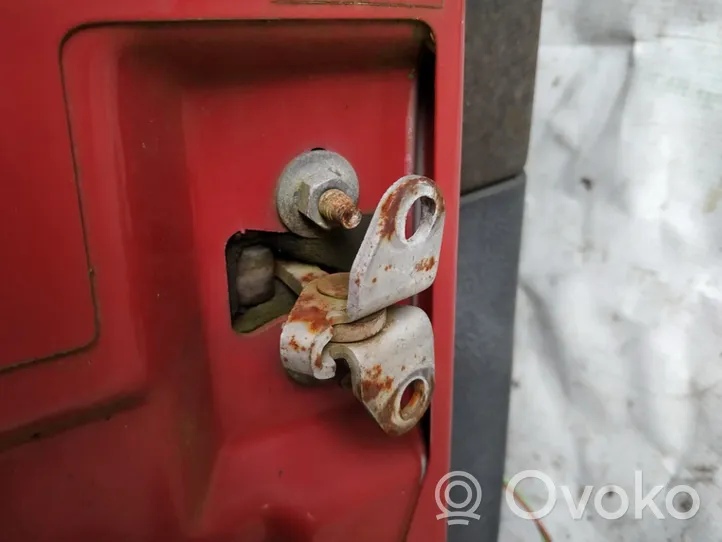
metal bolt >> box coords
[318,189,362,229]
[276,150,360,238]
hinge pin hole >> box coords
[399,378,427,420]
[405,196,436,243]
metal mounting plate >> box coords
[347,175,445,321]
[324,305,434,435]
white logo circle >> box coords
[505,470,557,520]
[666,485,701,520]
[435,471,483,525]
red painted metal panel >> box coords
[275,0,444,7]
[0,2,464,541]
[0,27,96,369]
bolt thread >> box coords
[318,189,362,229]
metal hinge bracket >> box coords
[278,175,445,435]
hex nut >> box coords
[276,150,360,238]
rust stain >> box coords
[300,271,325,285]
[359,364,393,400]
[401,365,406,371]
[314,352,323,369]
[354,276,360,287]
[376,394,402,436]
[377,375,435,436]
[378,176,427,240]
[403,385,421,410]
[435,192,445,214]
[361,375,394,401]
[384,264,392,271]
[415,256,436,272]
[318,189,361,229]
[372,277,377,284]
[287,292,331,333]
[288,336,306,352]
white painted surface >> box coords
[501,1,722,540]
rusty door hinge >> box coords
[277,175,445,436]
